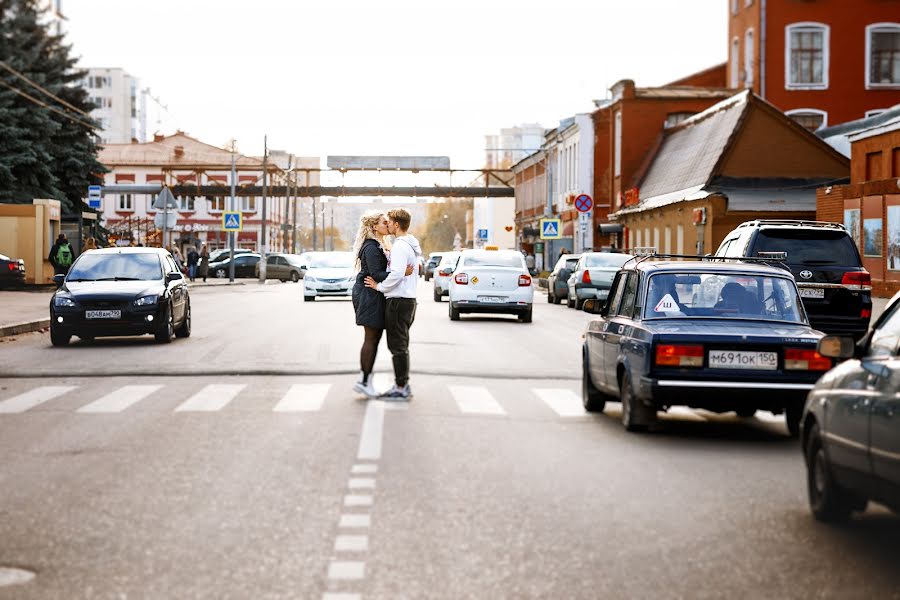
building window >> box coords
[744,28,755,87]
[241,197,257,213]
[677,225,684,255]
[866,109,887,118]
[177,195,196,212]
[614,112,622,178]
[786,23,829,89]
[731,0,738,15]
[208,196,226,212]
[786,109,828,132]
[867,23,900,88]
[866,151,883,181]
[146,195,157,213]
[665,112,695,128]
[730,38,740,88]
[745,0,752,5]
[117,194,133,212]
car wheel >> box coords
[215,268,226,278]
[806,423,863,522]
[50,325,70,347]
[582,348,606,413]
[553,292,562,305]
[290,271,300,283]
[175,303,191,338]
[735,407,756,418]
[424,273,430,282]
[547,290,554,303]
[567,294,575,308]
[620,371,654,432]
[449,304,460,321]
[304,295,315,302]
[518,307,533,323]
[575,298,585,311]
[786,403,802,438]
[433,288,442,302]
[154,304,174,344]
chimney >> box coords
[174,146,184,158]
[153,133,164,142]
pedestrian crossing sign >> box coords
[540,218,562,240]
[223,212,242,232]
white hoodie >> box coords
[377,234,421,299]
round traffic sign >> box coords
[575,194,593,213]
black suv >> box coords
[715,220,871,339]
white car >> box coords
[432,251,461,302]
[302,251,356,302]
[447,248,534,322]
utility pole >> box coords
[329,201,334,251]
[284,155,292,255]
[228,142,236,282]
[291,171,299,253]
[321,201,326,251]
[258,135,268,284]
[312,196,317,251]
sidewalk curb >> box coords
[0,319,50,338]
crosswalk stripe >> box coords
[533,388,587,417]
[77,385,162,413]
[0,386,77,414]
[448,385,506,415]
[175,384,246,412]
[273,383,331,412]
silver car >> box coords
[302,252,356,302]
[432,251,461,302]
[567,252,632,309]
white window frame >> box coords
[785,108,828,131]
[731,0,738,15]
[116,194,133,212]
[785,22,830,90]
[745,0,753,6]
[731,37,740,88]
[241,196,257,213]
[866,23,900,89]
[177,195,196,212]
[207,196,226,213]
[744,28,755,87]
[865,109,887,118]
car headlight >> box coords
[133,295,158,307]
[305,276,316,283]
[54,296,76,307]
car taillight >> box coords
[454,273,468,285]
[841,270,871,290]
[6,263,15,271]
[784,348,832,371]
[518,274,532,286]
[582,270,591,284]
[861,308,871,319]
[655,344,704,367]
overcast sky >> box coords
[63,0,727,168]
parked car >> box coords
[209,253,261,279]
[547,254,581,304]
[801,291,900,522]
[49,247,191,345]
[302,252,355,301]
[432,251,461,302]
[0,253,25,288]
[567,252,633,310]
[447,248,533,322]
[208,247,253,264]
[423,252,446,281]
[255,253,306,282]
[581,254,827,436]
[715,220,872,339]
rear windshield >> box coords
[464,253,524,268]
[754,230,859,265]
[584,253,632,268]
[564,258,579,269]
[67,253,163,281]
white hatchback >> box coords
[432,251,461,302]
[447,249,534,322]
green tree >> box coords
[0,0,105,213]
[412,199,471,256]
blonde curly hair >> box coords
[351,210,386,271]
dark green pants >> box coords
[385,297,417,386]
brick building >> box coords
[816,108,900,296]
[727,0,900,130]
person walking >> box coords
[83,237,98,251]
[364,208,422,400]
[198,244,210,282]
[186,246,200,282]
[48,233,75,275]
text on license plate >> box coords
[479,296,504,303]
[85,310,121,319]
[799,287,825,299]
[708,350,777,370]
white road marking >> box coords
[351,464,378,474]
[322,594,361,600]
[77,385,162,413]
[273,383,331,412]
[344,495,373,507]
[335,535,369,552]
[348,478,375,490]
[175,384,246,412]
[449,385,506,415]
[533,388,587,417]
[0,385,76,414]
[328,561,365,580]
[339,514,371,528]
[357,400,385,460]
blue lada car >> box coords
[581,254,829,436]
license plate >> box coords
[85,310,121,319]
[479,296,503,303]
[322,284,340,290]
[799,287,825,299]
[708,350,777,370]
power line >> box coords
[0,59,92,119]
[0,79,96,129]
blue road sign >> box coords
[478,228,489,240]
[540,218,562,240]
[87,185,102,209]
[223,212,242,232]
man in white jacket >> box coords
[364,208,420,399]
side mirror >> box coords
[582,299,604,314]
[817,335,855,360]
[300,265,308,270]
[166,271,184,283]
[53,274,65,288]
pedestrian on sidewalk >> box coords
[186,246,199,282]
[48,233,74,275]
[364,207,422,400]
[83,237,98,251]
[199,244,210,282]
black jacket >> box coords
[352,239,390,329]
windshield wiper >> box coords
[66,278,96,282]
[94,277,142,281]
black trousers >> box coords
[385,297,417,386]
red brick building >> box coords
[727,0,900,130]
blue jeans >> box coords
[188,265,197,280]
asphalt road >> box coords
[1,281,898,599]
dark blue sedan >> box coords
[581,257,829,436]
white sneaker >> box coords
[381,384,411,401]
[353,380,378,398]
